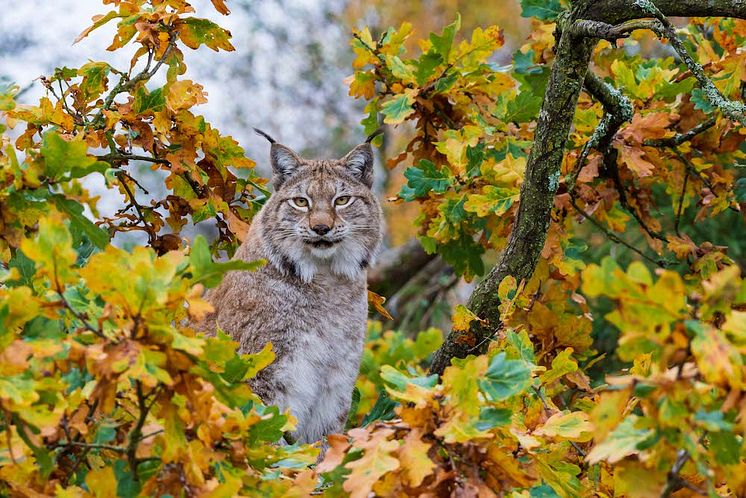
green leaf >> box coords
[133,86,165,114]
[414,52,443,86]
[429,14,461,61]
[475,407,512,430]
[77,62,111,101]
[505,89,543,122]
[507,329,536,364]
[530,484,561,498]
[735,178,746,203]
[709,431,741,465]
[346,387,361,429]
[438,236,485,277]
[380,365,439,391]
[53,196,109,249]
[466,143,485,178]
[694,410,734,432]
[362,391,398,427]
[93,424,117,444]
[176,17,234,51]
[513,49,541,75]
[7,250,36,287]
[464,185,518,218]
[380,92,416,124]
[691,88,717,113]
[189,235,264,287]
[586,415,655,464]
[400,159,452,200]
[478,352,532,401]
[40,131,105,181]
[520,0,563,21]
[247,404,287,444]
[114,459,141,498]
[0,81,18,111]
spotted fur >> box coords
[193,137,383,444]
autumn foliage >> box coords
[1,0,745,496]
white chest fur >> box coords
[271,311,366,443]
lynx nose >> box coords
[311,224,331,235]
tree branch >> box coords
[567,72,633,193]
[579,0,746,25]
[367,239,435,298]
[570,18,662,40]
[644,116,717,147]
[635,0,745,122]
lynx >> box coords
[193,129,383,444]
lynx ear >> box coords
[254,128,302,188]
[270,144,303,188]
[342,143,374,188]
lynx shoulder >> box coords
[193,130,383,443]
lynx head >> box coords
[254,129,383,283]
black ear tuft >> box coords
[342,143,374,188]
[365,127,384,143]
[253,127,276,144]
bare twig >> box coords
[116,172,156,245]
[605,146,668,243]
[52,441,126,453]
[644,116,717,147]
[570,198,668,268]
[567,72,633,193]
[99,153,170,165]
[127,381,152,480]
[659,449,702,497]
[577,73,667,243]
[675,166,689,236]
[92,39,176,127]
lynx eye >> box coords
[334,196,352,206]
[289,197,310,209]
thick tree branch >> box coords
[579,0,746,25]
[570,18,662,40]
[567,72,633,193]
[367,239,435,298]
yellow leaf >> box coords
[613,461,666,498]
[692,324,743,389]
[166,80,208,112]
[85,466,117,498]
[590,389,631,443]
[398,429,435,487]
[534,411,593,441]
[452,304,481,332]
[344,428,400,498]
[20,212,77,285]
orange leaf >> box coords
[368,290,393,320]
